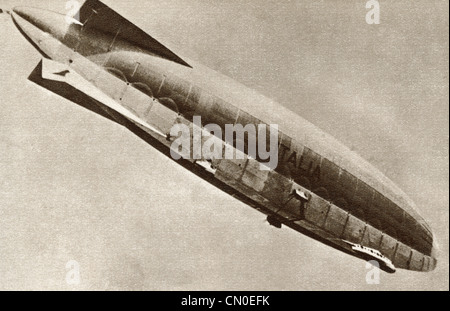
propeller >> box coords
[265,215,282,229]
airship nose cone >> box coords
[429,234,439,270]
[12,6,72,41]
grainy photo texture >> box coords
[0,0,448,291]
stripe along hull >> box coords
[11,2,437,272]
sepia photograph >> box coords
[0,0,448,293]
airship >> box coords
[5,0,437,273]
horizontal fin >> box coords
[27,59,118,123]
[34,58,167,138]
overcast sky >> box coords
[0,0,448,290]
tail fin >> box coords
[75,0,191,67]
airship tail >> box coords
[74,0,191,67]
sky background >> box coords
[0,0,448,290]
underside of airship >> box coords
[7,0,437,273]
